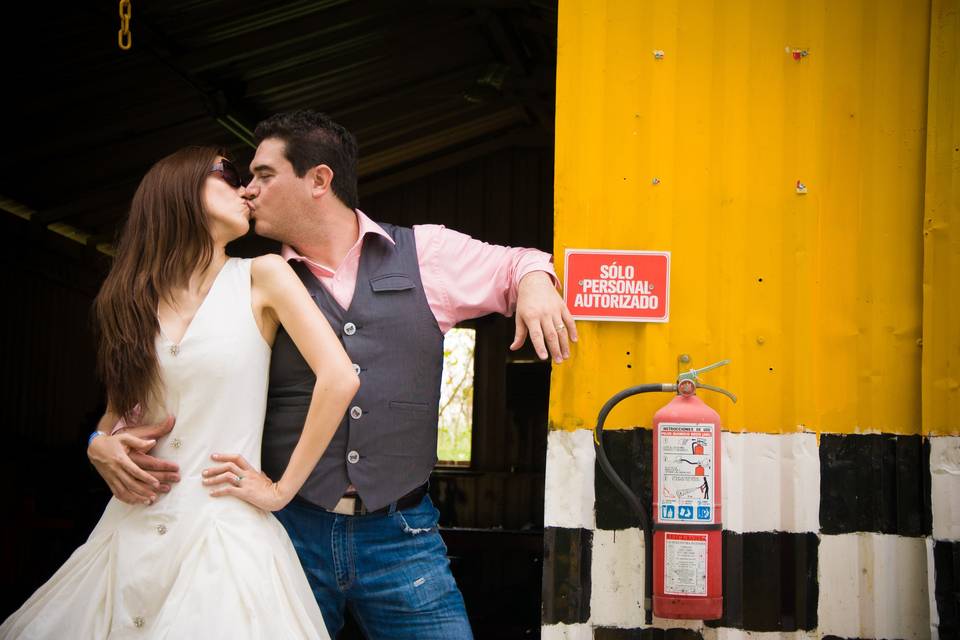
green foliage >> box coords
[437,328,475,464]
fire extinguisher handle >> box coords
[679,358,730,382]
[696,382,738,403]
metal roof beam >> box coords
[360,129,548,198]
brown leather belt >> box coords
[326,484,428,516]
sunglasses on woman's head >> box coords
[210,159,245,188]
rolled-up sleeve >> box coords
[415,224,558,333]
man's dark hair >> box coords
[254,110,359,209]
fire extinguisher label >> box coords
[663,532,709,596]
[658,423,715,524]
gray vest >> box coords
[261,223,444,511]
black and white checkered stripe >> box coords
[541,428,958,639]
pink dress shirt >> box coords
[281,210,558,333]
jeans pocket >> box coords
[394,508,438,536]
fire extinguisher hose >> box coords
[594,383,674,625]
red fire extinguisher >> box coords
[594,359,735,622]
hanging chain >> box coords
[118,0,132,50]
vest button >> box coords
[350,406,363,420]
[347,450,360,464]
[352,363,361,376]
[343,322,357,336]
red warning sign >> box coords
[563,249,670,322]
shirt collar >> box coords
[281,209,395,274]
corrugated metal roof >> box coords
[0,1,557,252]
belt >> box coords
[326,484,428,517]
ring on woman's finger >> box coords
[556,323,565,331]
[233,474,243,486]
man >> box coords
[90,110,576,638]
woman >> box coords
[1,147,358,638]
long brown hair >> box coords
[94,146,222,421]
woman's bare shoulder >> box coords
[250,253,292,282]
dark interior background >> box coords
[0,2,558,638]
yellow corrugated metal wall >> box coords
[551,0,958,438]
[923,0,960,437]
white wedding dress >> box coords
[1,258,329,639]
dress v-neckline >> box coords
[158,259,232,348]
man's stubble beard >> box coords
[252,218,288,243]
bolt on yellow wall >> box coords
[550,0,937,435]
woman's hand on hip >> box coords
[203,453,292,512]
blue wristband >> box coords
[88,430,107,446]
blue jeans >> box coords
[275,494,473,639]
